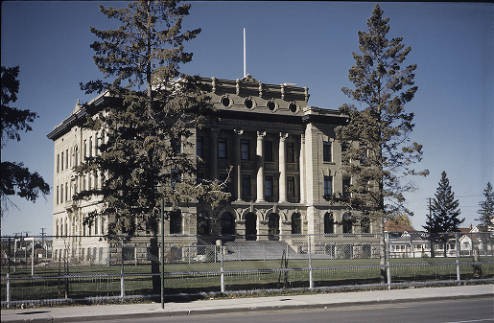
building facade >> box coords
[47,75,379,264]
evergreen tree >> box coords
[476,182,494,232]
[423,171,464,257]
[1,66,50,216]
[335,5,428,281]
[74,0,228,292]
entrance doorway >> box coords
[220,212,235,241]
[245,213,257,241]
[268,213,280,241]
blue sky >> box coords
[1,1,493,236]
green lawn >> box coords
[2,257,493,302]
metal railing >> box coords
[1,232,493,307]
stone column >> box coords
[256,131,266,202]
[299,133,306,203]
[278,132,288,203]
[234,129,243,201]
[210,128,218,179]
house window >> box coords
[56,154,60,173]
[287,176,295,200]
[65,149,69,169]
[170,210,182,234]
[56,186,59,205]
[323,176,333,198]
[84,140,87,158]
[196,136,204,158]
[241,175,251,200]
[171,137,181,154]
[287,142,295,163]
[323,141,332,162]
[342,213,353,234]
[324,212,334,234]
[95,217,99,235]
[264,140,273,162]
[218,138,227,159]
[74,146,79,166]
[343,176,351,199]
[65,182,68,201]
[291,213,301,234]
[89,137,93,157]
[240,139,250,160]
[61,152,64,171]
[95,135,99,156]
[361,216,370,233]
[264,176,274,201]
[60,184,64,203]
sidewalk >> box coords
[2,284,493,322]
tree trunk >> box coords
[149,234,160,294]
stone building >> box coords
[47,75,379,264]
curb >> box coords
[4,293,493,323]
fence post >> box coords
[220,245,225,293]
[6,273,10,308]
[455,232,461,283]
[308,235,313,289]
[120,239,125,299]
[385,232,391,290]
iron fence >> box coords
[1,231,493,307]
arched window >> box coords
[170,210,182,234]
[324,212,334,234]
[291,213,301,234]
[197,212,211,235]
[342,213,353,234]
[361,216,370,234]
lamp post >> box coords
[160,197,165,310]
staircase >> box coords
[222,240,296,261]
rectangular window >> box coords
[60,184,64,203]
[343,176,351,199]
[264,176,274,201]
[61,152,64,171]
[218,138,227,159]
[287,176,295,197]
[56,186,59,204]
[95,136,99,156]
[56,154,60,173]
[196,136,204,158]
[89,137,93,157]
[323,176,332,198]
[65,182,68,201]
[83,140,87,158]
[287,142,295,163]
[323,141,332,162]
[264,140,273,162]
[171,137,181,154]
[65,149,68,169]
[240,139,250,160]
[241,175,251,200]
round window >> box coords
[244,98,254,109]
[267,101,276,111]
[289,103,298,113]
[221,96,231,107]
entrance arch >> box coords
[220,212,236,241]
[245,212,257,241]
[267,213,280,241]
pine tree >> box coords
[73,0,228,293]
[423,171,464,257]
[335,5,428,281]
[477,182,494,232]
[1,66,50,215]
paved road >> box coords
[87,297,494,323]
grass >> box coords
[2,256,493,302]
